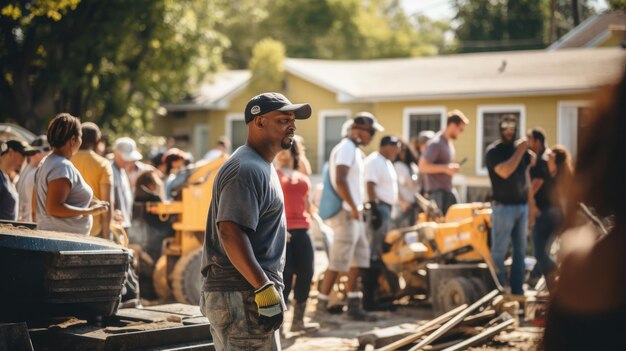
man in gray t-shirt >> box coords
[200,92,311,351]
[419,110,468,215]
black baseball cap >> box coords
[380,135,400,147]
[244,92,312,124]
[0,139,38,156]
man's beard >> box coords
[281,137,294,150]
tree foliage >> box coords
[248,38,286,94]
[453,0,596,53]
[217,0,453,68]
[0,0,227,134]
[608,0,626,10]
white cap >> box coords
[114,137,142,162]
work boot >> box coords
[290,301,320,333]
[313,298,341,328]
[347,295,377,321]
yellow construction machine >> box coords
[147,155,227,304]
[381,195,501,314]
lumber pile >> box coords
[358,290,517,351]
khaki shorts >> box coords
[325,210,370,272]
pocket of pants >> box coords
[201,291,232,327]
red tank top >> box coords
[277,169,311,230]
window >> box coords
[476,105,526,175]
[194,124,209,160]
[318,110,350,172]
[226,114,246,152]
[402,107,446,141]
[557,101,591,157]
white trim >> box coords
[402,106,447,141]
[193,124,210,159]
[557,100,591,156]
[225,113,245,153]
[475,104,526,176]
[317,109,351,173]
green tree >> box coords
[454,0,596,52]
[248,38,286,94]
[608,0,626,10]
[0,0,227,134]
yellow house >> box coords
[155,47,624,201]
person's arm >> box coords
[217,221,268,289]
[31,188,37,222]
[46,178,107,217]
[366,181,377,202]
[335,165,359,219]
[531,178,544,195]
[418,157,460,175]
[494,140,528,179]
[100,183,112,237]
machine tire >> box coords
[470,277,488,299]
[172,248,203,305]
[152,255,172,301]
[438,277,475,313]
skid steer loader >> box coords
[381,193,502,314]
[145,155,227,304]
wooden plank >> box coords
[376,304,468,351]
[408,289,499,351]
[441,317,515,351]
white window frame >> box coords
[225,113,245,153]
[476,104,526,176]
[402,106,447,141]
[557,100,591,156]
[318,109,351,173]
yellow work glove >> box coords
[254,281,284,332]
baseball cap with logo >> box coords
[0,139,38,156]
[114,137,143,162]
[244,92,312,124]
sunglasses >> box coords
[500,122,517,129]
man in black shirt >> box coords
[527,128,559,290]
[485,115,535,295]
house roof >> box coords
[284,48,625,102]
[548,11,626,51]
[163,70,251,112]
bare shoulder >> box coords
[556,225,626,313]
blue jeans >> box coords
[200,290,281,351]
[491,203,528,295]
[532,206,561,280]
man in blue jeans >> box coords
[485,115,535,295]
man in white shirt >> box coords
[314,112,384,324]
[362,135,400,311]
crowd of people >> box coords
[1,69,624,350]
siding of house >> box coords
[285,73,375,172]
[154,74,593,178]
[374,93,592,177]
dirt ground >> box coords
[278,251,544,350]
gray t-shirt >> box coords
[35,154,94,234]
[202,145,286,292]
[423,132,455,192]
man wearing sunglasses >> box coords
[485,115,536,296]
[314,112,384,325]
[16,135,51,222]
